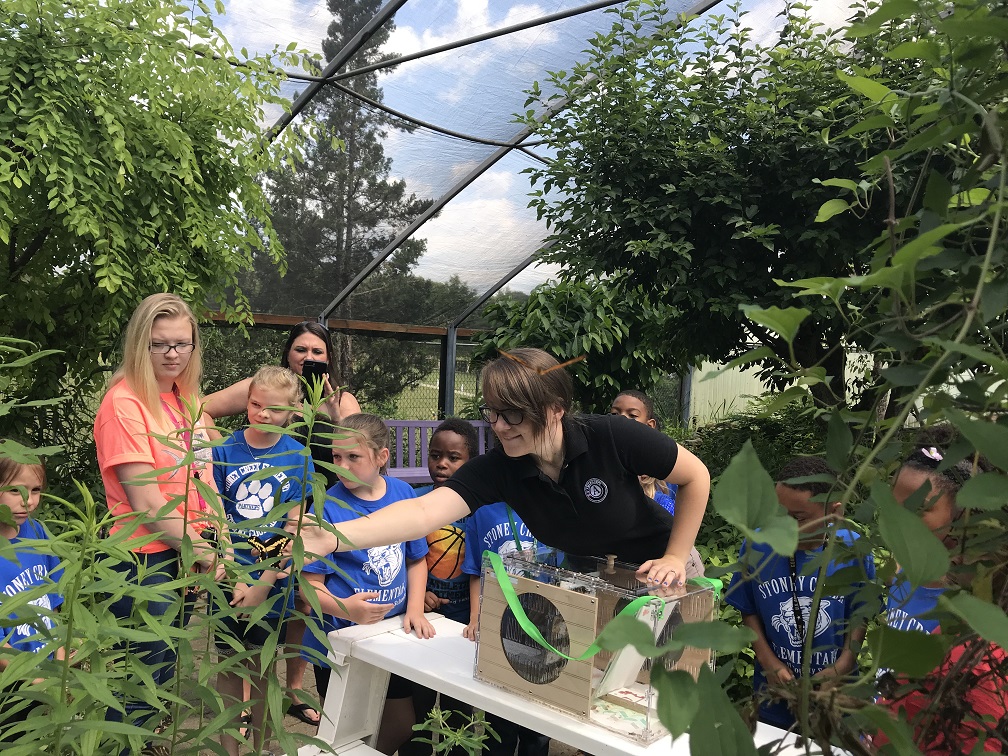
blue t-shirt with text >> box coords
[886,577,944,634]
[1,519,63,656]
[212,430,314,616]
[726,529,875,728]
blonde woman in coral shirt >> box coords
[94,293,221,731]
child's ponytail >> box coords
[338,414,390,474]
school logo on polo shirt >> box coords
[584,478,608,503]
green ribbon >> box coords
[686,575,723,598]
[485,551,723,661]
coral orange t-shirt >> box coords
[94,380,215,554]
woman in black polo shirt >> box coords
[294,348,709,589]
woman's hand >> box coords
[321,376,341,421]
[403,611,436,639]
[283,522,340,564]
[636,553,686,590]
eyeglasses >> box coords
[479,405,524,426]
[149,342,195,355]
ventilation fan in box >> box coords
[475,548,718,744]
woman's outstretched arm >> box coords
[203,378,253,419]
[290,485,471,558]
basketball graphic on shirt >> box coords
[426,524,465,580]
[235,476,276,519]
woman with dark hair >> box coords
[205,321,360,428]
[294,347,710,590]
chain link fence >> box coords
[200,324,484,422]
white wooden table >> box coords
[297,614,828,756]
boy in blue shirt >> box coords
[211,366,314,756]
[727,456,875,729]
[399,419,479,756]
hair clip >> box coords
[498,350,586,375]
[920,447,943,462]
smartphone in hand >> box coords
[301,359,328,389]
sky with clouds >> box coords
[215,0,852,300]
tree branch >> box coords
[7,225,15,273]
[11,227,50,275]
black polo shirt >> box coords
[443,414,679,563]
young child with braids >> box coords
[878,431,1006,754]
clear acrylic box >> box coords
[475,547,717,744]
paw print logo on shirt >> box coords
[235,477,275,520]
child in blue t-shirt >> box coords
[414,418,479,624]
[884,440,981,634]
[461,502,550,756]
[301,413,433,754]
[727,456,875,729]
[211,366,314,756]
[0,445,64,744]
[398,419,479,756]
[875,433,1004,752]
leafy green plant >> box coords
[0,338,346,754]
[411,705,500,756]
[516,0,1008,751]
[0,0,314,484]
[475,279,677,413]
[515,0,937,406]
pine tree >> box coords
[243,0,474,410]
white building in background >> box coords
[682,362,771,427]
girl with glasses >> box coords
[294,347,710,593]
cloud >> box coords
[218,0,331,58]
[744,0,853,45]
[383,0,562,106]
[409,168,555,292]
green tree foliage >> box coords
[0,0,305,474]
[691,0,1008,750]
[475,279,673,412]
[238,0,476,411]
[514,1,932,406]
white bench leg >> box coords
[310,657,390,751]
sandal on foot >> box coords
[286,702,321,726]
